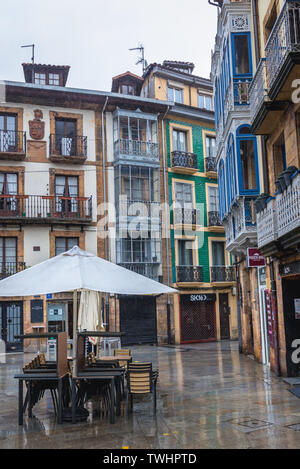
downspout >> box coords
[161,105,171,344]
[252,0,260,67]
[101,97,109,331]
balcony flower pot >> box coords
[282,166,298,186]
[276,173,287,193]
[254,193,269,213]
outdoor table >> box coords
[14,372,68,426]
[71,370,123,424]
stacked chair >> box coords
[125,362,159,415]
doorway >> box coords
[219,293,230,339]
[0,302,23,352]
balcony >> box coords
[210,266,235,283]
[171,151,198,174]
[0,130,26,160]
[0,195,92,225]
[176,265,203,284]
[49,134,87,164]
[118,262,159,281]
[208,211,223,229]
[276,171,300,248]
[256,198,278,254]
[0,261,26,280]
[225,199,257,253]
[114,139,159,164]
[205,157,217,175]
[265,0,300,101]
[174,208,200,227]
[233,79,251,105]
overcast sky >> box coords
[0,0,218,91]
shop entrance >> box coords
[180,294,216,343]
[0,301,23,352]
[219,293,230,339]
[283,277,300,376]
[119,296,157,345]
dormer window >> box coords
[120,84,135,96]
[49,73,60,85]
[34,73,46,85]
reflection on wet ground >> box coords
[1,341,300,449]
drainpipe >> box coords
[101,97,109,331]
[252,0,260,67]
[161,105,172,344]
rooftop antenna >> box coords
[21,44,35,82]
[129,44,147,74]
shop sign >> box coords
[189,294,216,303]
[280,262,300,277]
[265,289,274,348]
[247,248,265,268]
[30,299,44,323]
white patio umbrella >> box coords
[78,290,104,347]
[0,246,177,374]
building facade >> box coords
[210,1,267,363]
[141,61,238,344]
[249,0,300,376]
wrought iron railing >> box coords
[0,195,92,221]
[249,59,269,124]
[208,211,222,227]
[257,198,277,248]
[276,171,300,238]
[171,151,198,170]
[118,262,159,280]
[176,265,203,283]
[265,1,300,90]
[233,79,251,105]
[210,266,235,283]
[49,134,87,158]
[0,261,26,279]
[174,208,200,225]
[114,139,159,158]
[205,157,217,173]
[0,130,26,154]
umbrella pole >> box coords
[72,290,78,377]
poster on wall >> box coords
[294,299,300,320]
[265,290,274,348]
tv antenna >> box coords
[21,44,35,64]
[129,44,147,73]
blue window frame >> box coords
[226,134,237,206]
[236,125,259,195]
[218,160,227,220]
[231,32,252,78]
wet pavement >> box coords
[1,340,300,449]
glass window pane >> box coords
[234,35,250,75]
[240,139,256,190]
[211,241,225,266]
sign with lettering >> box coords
[265,290,274,348]
[247,248,265,268]
[189,294,216,303]
[30,299,44,323]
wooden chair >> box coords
[114,349,131,368]
[125,363,158,416]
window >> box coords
[0,114,17,152]
[116,237,160,264]
[273,133,286,181]
[0,238,17,269]
[0,173,18,213]
[167,86,184,104]
[49,73,60,85]
[218,160,227,219]
[211,241,225,266]
[205,136,216,158]
[208,186,219,212]
[198,94,213,111]
[55,175,78,213]
[55,237,79,256]
[34,73,46,85]
[117,116,157,143]
[173,129,188,152]
[118,166,159,203]
[237,126,258,194]
[174,182,193,208]
[55,119,77,156]
[120,85,135,96]
[177,239,194,266]
[232,33,251,76]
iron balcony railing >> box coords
[0,261,26,279]
[114,139,159,158]
[233,79,251,105]
[49,134,87,158]
[276,171,300,239]
[174,208,200,225]
[210,266,235,283]
[171,151,198,170]
[208,211,222,227]
[249,59,269,124]
[205,157,217,173]
[118,262,159,280]
[0,195,92,222]
[265,0,300,90]
[256,198,277,249]
[176,265,203,283]
[0,130,26,154]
